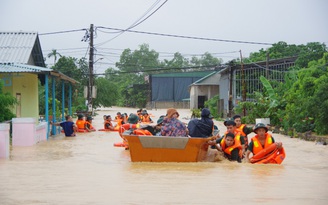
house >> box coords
[148,71,215,109]
[189,71,220,109]
[0,31,78,138]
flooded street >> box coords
[1,107,327,205]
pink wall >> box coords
[12,118,47,147]
[0,123,10,158]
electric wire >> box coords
[97,26,273,45]
[95,0,168,47]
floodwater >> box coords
[0,107,327,205]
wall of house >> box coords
[219,73,230,117]
[12,73,39,120]
[189,85,219,110]
[189,86,197,109]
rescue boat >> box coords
[123,134,209,162]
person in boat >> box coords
[141,115,165,136]
[212,132,243,163]
[245,123,283,163]
[76,114,86,130]
[85,116,96,132]
[51,115,77,137]
[161,108,188,137]
[188,108,214,138]
[141,110,154,123]
[233,115,254,152]
[104,115,115,130]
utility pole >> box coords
[88,24,94,112]
[239,50,246,116]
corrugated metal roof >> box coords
[190,71,218,85]
[0,63,79,84]
[151,71,213,78]
[0,63,52,73]
[0,31,45,67]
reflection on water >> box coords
[0,108,327,205]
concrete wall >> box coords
[1,73,39,120]
[189,85,219,110]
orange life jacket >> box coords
[85,121,94,129]
[236,124,246,136]
[220,134,242,157]
[76,119,86,129]
[104,120,113,129]
[115,117,123,126]
[251,133,273,155]
[133,129,153,136]
[142,115,151,123]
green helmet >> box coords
[254,123,268,133]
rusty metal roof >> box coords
[0,31,45,67]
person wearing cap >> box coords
[51,115,77,137]
[209,120,245,156]
[104,115,115,130]
[212,132,243,162]
[245,123,283,163]
[161,108,188,137]
[85,116,96,132]
[76,114,86,130]
[188,108,214,138]
[233,115,253,152]
[141,110,153,123]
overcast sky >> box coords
[1,0,327,74]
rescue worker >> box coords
[213,132,243,162]
[245,123,283,163]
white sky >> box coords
[0,0,327,74]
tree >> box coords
[163,52,190,71]
[93,77,118,107]
[47,49,62,65]
[285,52,328,134]
[0,81,17,122]
[115,44,160,107]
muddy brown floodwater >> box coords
[0,107,327,205]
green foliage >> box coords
[191,108,201,118]
[204,95,219,118]
[246,41,327,68]
[93,77,118,107]
[284,52,328,134]
[0,81,17,122]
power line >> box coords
[39,29,87,35]
[97,26,273,45]
[96,0,168,47]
